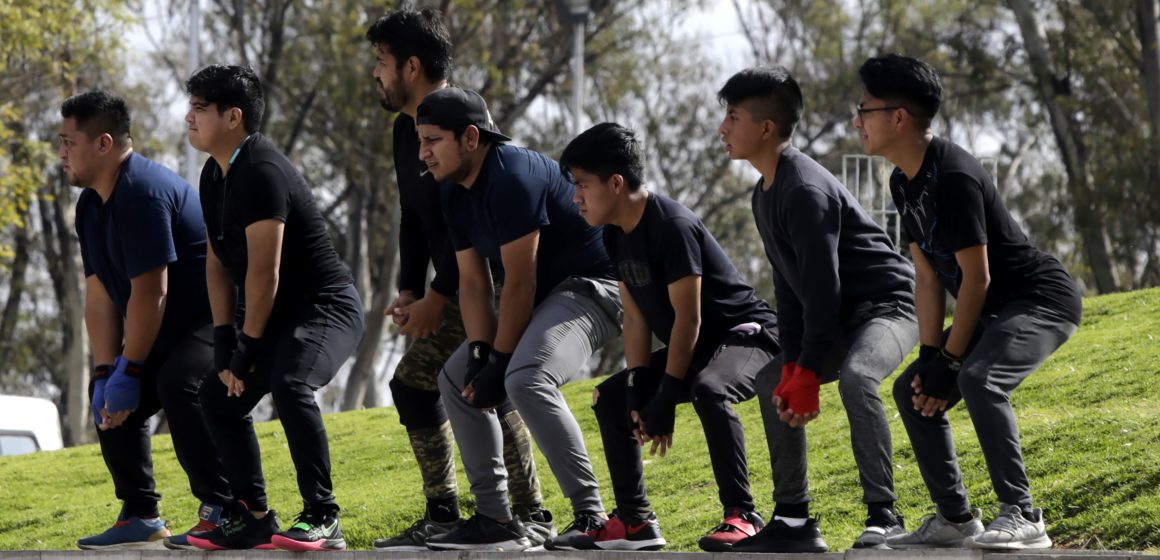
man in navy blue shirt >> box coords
[415,88,623,551]
[64,90,232,550]
[562,123,782,552]
[856,54,1081,551]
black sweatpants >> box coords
[92,322,232,519]
[592,332,775,520]
[198,284,365,514]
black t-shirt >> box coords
[605,192,779,362]
[441,144,614,303]
[890,136,1081,323]
[394,113,458,297]
[76,153,211,354]
[200,133,353,319]
[754,147,915,371]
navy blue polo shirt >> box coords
[75,153,212,354]
[441,144,614,303]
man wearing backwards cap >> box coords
[416,87,623,552]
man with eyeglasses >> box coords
[716,66,919,552]
[855,54,1081,550]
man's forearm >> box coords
[85,282,122,366]
[945,277,986,357]
[241,269,277,337]
[460,276,497,344]
[493,278,535,354]
[663,315,700,380]
[207,255,237,327]
[122,288,166,362]
[623,313,653,369]
[916,277,947,347]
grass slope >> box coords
[1,288,1158,551]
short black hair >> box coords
[185,64,265,133]
[60,90,131,145]
[858,54,943,128]
[717,66,803,140]
[366,8,453,82]
[559,122,644,191]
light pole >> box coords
[184,0,201,184]
[556,0,590,135]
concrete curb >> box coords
[0,549,1152,559]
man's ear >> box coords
[96,133,115,154]
[464,125,481,151]
[228,107,245,131]
[762,119,778,141]
[611,173,626,194]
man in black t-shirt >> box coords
[364,11,547,551]
[560,123,781,552]
[64,90,232,551]
[855,54,1082,550]
[716,67,920,552]
[182,65,366,552]
[415,88,623,552]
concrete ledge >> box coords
[0,549,1151,560]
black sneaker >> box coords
[853,511,906,549]
[732,517,829,553]
[572,510,666,551]
[544,511,606,551]
[187,502,279,550]
[373,517,460,551]
[515,505,556,551]
[426,513,530,551]
[271,509,346,551]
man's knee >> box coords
[390,376,446,430]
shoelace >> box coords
[985,506,1028,536]
[564,514,602,534]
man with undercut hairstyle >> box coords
[414,87,622,552]
[562,122,781,553]
[65,89,233,551]
[717,66,920,552]
[364,8,550,551]
[855,54,1080,551]
[183,64,366,552]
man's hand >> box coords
[399,292,446,339]
[387,290,418,326]
[465,349,509,409]
[776,364,820,428]
[625,366,662,419]
[913,348,961,416]
[102,356,145,430]
[637,374,681,457]
[771,360,797,406]
[213,325,236,373]
[90,364,111,427]
[219,369,247,397]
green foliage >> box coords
[1,288,1157,551]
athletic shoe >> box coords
[515,505,556,551]
[852,511,906,549]
[886,508,983,549]
[964,504,1052,550]
[77,516,170,550]
[271,509,346,551]
[572,510,666,551]
[372,516,460,551]
[698,508,764,552]
[731,517,829,553]
[164,503,225,550]
[187,502,279,550]
[426,513,529,551]
[543,511,605,550]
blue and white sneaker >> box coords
[164,503,225,550]
[77,515,170,550]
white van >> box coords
[0,395,64,455]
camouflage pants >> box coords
[393,293,542,507]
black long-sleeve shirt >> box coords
[752,147,914,372]
[394,113,458,297]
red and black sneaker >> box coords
[573,510,666,551]
[187,501,279,550]
[698,508,765,552]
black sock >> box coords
[867,501,896,527]
[944,511,973,524]
[773,502,809,519]
[427,498,460,523]
[1020,507,1040,522]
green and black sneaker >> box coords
[271,509,346,551]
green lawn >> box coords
[2,288,1158,551]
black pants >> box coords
[592,333,775,520]
[198,284,365,514]
[92,322,232,519]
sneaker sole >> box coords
[372,544,430,552]
[593,538,667,551]
[186,535,276,551]
[271,535,347,551]
[428,538,530,551]
[732,538,828,553]
[162,539,197,551]
[965,535,1052,550]
[887,540,968,549]
[77,539,168,551]
[699,537,745,552]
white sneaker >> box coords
[886,509,984,549]
[965,503,1052,550]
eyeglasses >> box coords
[854,103,903,119]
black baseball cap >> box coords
[416,87,511,142]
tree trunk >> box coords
[39,173,90,446]
[0,220,31,366]
[1136,0,1160,286]
[1009,0,1120,293]
[341,192,400,411]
